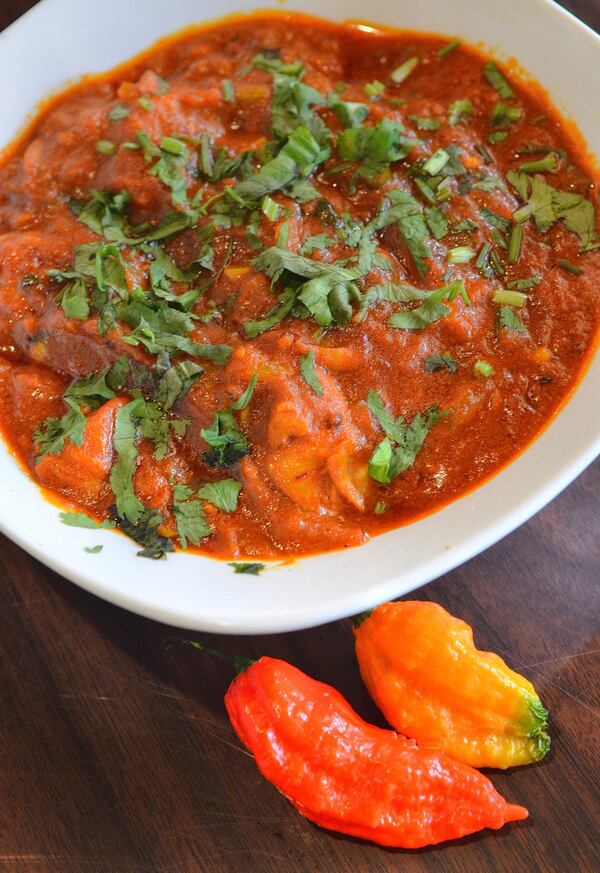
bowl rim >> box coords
[0,0,598,635]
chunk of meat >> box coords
[35,397,126,506]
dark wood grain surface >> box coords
[1,2,599,871]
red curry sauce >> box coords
[0,13,598,560]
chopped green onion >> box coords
[391,56,419,84]
[483,61,514,99]
[558,258,583,275]
[448,246,475,264]
[448,98,473,127]
[138,96,153,112]
[96,139,116,155]
[507,222,524,264]
[438,39,460,58]
[423,148,450,175]
[364,80,386,98]
[512,203,533,224]
[222,79,235,103]
[488,131,508,144]
[160,136,186,156]
[473,359,494,378]
[491,103,523,128]
[507,275,541,290]
[261,195,279,222]
[519,153,558,174]
[374,500,387,514]
[493,289,527,307]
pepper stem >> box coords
[165,638,256,674]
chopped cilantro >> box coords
[388,279,467,330]
[198,479,242,513]
[424,353,457,373]
[498,305,527,333]
[59,511,116,529]
[229,562,265,575]
[299,233,335,255]
[172,483,212,548]
[425,206,448,240]
[116,507,174,559]
[222,79,235,103]
[299,350,324,396]
[367,390,447,484]
[85,545,104,554]
[337,117,414,181]
[327,94,369,128]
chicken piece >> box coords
[35,397,126,506]
[224,344,369,514]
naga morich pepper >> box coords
[225,655,527,848]
[354,601,550,769]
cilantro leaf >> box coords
[299,234,335,255]
[198,478,242,512]
[115,507,174,559]
[337,117,414,180]
[299,350,323,396]
[172,483,212,548]
[55,278,89,320]
[231,374,259,411]
[215,126,326,217]
[369,190,432,277]
[155,360,203,411]
[424,353,457,373]
[34,398,86,460]
[229,562,265,575]
[109,399,145,524]
[59,511,116,529]
[201,408,249,468]
[367,390,447,484]
[327,94,369,128]
[507,172,599,251]
[388,280,466,330]
[498,305,527,333]
[358,281,430,320]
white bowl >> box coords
[0,0,598,634]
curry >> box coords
[0,13,598,559]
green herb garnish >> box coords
[299,350,324,396]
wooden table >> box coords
[1,2,599,871]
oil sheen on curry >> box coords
[0,14,598,560]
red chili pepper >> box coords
[225,656,527,849]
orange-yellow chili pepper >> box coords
[354,601,550,769]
